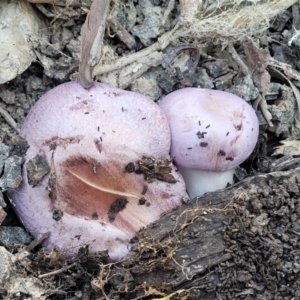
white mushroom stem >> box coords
[177,167,235,199]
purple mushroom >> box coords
[159,88,259,198]
[8,81,187,261]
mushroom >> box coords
[159,88,259,198]
[8,81,187,261]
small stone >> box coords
[0,89,15,104]
[192,67,214,89]
[271,44,296,67]
[0,246,16,285]
[270,10,292,31]
[293,262,300,273]
[226,76,259,101]
[0,191,5,208]
[0,156,23,191]
[9,136,29,157]
[0,143,9,174]
[202,60,229,78]
[215,72,236,90]
[0,227,31,250]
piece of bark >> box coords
[94,167,300,299]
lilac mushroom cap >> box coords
[8,81,187,261]
[159,88,259,198]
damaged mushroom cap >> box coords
[159,88,259,198]
[8,81,187,261]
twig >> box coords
[253,95,261,111]
[228,44,250,76]
[93,23,180,76]
[162,0,176,26]
[0,107,18,132]
[24,231,51,252]
[38,262,77,278]
[258,93,274,127]
[107,18,136,49]
[97,51,164,88]
[228,43,274,127]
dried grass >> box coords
[177,0,298,43]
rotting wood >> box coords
[91,167,300,299]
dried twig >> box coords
[258,94,274,127]
[97,51,164,88]
[93,23,180,76]
[107,18,135,49]
[0,107,18,132]
[24,231,51,252]
[228,44,249,76]
[38,262,77,278]
[229,43,274,127]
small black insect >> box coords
[142,185,148,195]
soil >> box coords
[1,0,300,299]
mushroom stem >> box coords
[177,167,235,199]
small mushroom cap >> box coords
[159,88,259,172]
[8,81,186,261]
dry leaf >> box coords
[79,0,109,88]
[243,42,271,93]
[273,140,300,156]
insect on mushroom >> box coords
[7,81,187,261]
[159,87,259,199]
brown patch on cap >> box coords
[55,156,156,231]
